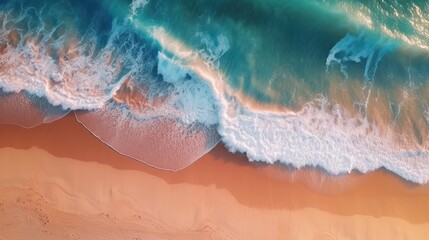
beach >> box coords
[2,1,429,239]
[0,114,429,240]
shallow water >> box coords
[1,0,429,183]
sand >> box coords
[1,114,429,240]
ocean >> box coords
[1,0,429,183]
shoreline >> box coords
[1,114,429,239]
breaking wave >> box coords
[1,0,429,183]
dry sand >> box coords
[1,114,429,240]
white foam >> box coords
[0,44,125,110]
[157,52,190,83]
[129,0,149,19]
[157,52,219,125]
[326,32,397,82]
[2,3,429,184]
[146,25,429,184]
[195,32,230,70]
[0,5,220,129]
[218,98,429,184]
[0,10,134,110]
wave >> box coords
[145,25,429,184]
[0,0,220,170]
[1,0,429,183]
[326,32,398,83]
[324,0,429,50]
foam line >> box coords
[326,32,397,82]
[0,0,428,183]
[145,25,429,184]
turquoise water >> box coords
[127,0,429,107]
[130,0,350,105]
[1,0,429,183]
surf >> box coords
[0,0,429,183]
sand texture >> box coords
[1,115,429,240]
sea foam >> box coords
[147,25,429,184]
[326,32,397,82]
[1,0,429,183]
[0,9,127,111]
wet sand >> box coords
[1,114,429,239]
